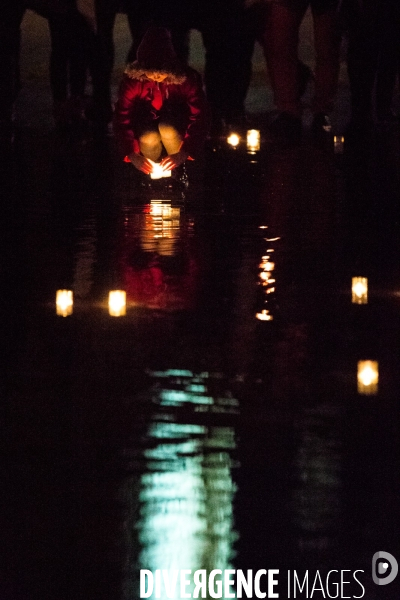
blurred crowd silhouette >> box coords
[1,0,399,143]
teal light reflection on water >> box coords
[292,406,342,553]
[125,370,239,600]
[160,389,214,406]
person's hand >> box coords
[129,153,153,174]
[160,150,188,171]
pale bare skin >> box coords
[144,71,168,83]
[129,71,188,174]
[128,153,153,174]
[159,150,188,171]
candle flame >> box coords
[227,133,240,147]
[56,290,73,317]
[352,277,368,304]
[109,290,126,316]
[357,360,379,395]
[247,129,260,152]
[149,160,171,179]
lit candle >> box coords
[357,360,378,395]
[352,277,368,304]
[227,133,240,147]
[333,136,345,154]
[247,129,260,152]
[149,160,171,179]
[108,290,126,316]
[56,289,73,317]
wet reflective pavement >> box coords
[1,121,400,600]
[1,14,400,597]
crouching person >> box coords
[114,26,210,180]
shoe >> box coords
[269,112,302,142]
[312,112,332,136]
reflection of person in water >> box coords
[121,207,199,310]
[114,26,209,176]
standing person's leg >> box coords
[346,0,380,130]
[88,0,120,126]
[263,0,306,118]
[125,0,154,63]
[200,0,253,130]
[0,2,25,135]
[49,8,90,125]
[69,11,90,100]
[227,2,262,127]
[155,0,192,65]
[48,16,69,105]
[375,1,400,122]
[311,0,341,129]
[66,9,92,123]
[125,0,191,65]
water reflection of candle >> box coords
[143,202,181,250]
[259,261,275,272]
[357,361,379,395]
[227,133,240,147]
[352,277,368,304]
[56,289,73,316]
[246,129,260,153]
[108,290,126,316]
[255,232,280,321]
[333,136,344,154]
[256,309,273,321]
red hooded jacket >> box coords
[114,64,210,160]
[115,27,210,160]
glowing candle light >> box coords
[357,360,378,395]
[56,289,73,317]
[247,129,260,152]
[227,133,240,147]
[108,290,126,316]
[333,135,345,154]
[256,309,273,321]
[352,277,368,304]
[149,160,171,179]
